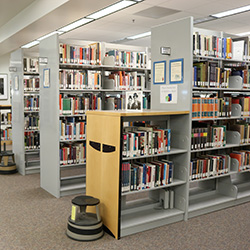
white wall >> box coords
[0,53,11,105]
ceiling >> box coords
[1,0,250,56]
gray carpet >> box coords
[0,172,249,250]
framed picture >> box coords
[126,91,143,111]
[169,58,184,84]
[153,61,166,85]
[14,75,19,91]
[0,74,8,99]
[43,68,50,88]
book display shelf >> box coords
[189,26,250,218]
[86,110,190,239]
[10,49,40,175]
[39,34,151,198]
[151,16,250,220]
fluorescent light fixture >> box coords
[236,31,250,36]
[127,31,151,40]
[211,5,250,18]
[37,31,64,41]
[194,16,216,24]
[58,18,93,32]
[87,0,136,19]
[21,40,39,49]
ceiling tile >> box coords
[158,0,218,12]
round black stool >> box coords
[0,144,17,175]
[66,195,103,241]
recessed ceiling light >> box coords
[211,5,250,18]
[58,18,93,32]
[37,31,64,41]
[21,40,39,49]
[87,0,137,19]
[127,31,151,40]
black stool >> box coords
[66,195,103,241]
[0,143,17,175]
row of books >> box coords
[193,62,230,88]
[59,142,86,165]
[23,57,39,73]
[230,150,250,172]
[23,77,40,92]
[193,32,232,59]
[24,96,39,111]
[190,154,230,180]
[192,97,232,119]
[59,117,86,140]
[59,43,101,65]
[106,50,147,69]
[1,128,12,141]
[59,94,102,115]
[122,126,171,158]
[122,160,174,192]
[24,131,40,150]
[107,71,146,90]
[191,125,226,150]
[1,112,11,124]
[24,115,39,130]
[59,70,101,90]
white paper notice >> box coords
[160,85,177,104]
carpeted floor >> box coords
[0,172,249,250]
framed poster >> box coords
[14,75,19,91]
[43,68,50,88]
[0,74,8,99]
[169,58,183,84]
[153,61,166,84]
[126,91,143,111]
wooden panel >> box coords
[86,110,189,117]
[86,113,121,239]
[1,140,12,145]
[0,105,11,109]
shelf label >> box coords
[39,57,48,65]
[160,47,171,56]
[9,67,17,72]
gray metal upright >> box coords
[39,34,60,198]
[151,17,193,220]
[10,49,25,175]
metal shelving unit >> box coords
[10,49,40,175]
[39,34,151,198]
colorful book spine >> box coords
[60,142,86,165]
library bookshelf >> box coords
[86,110,190,239]
[0,105,12,147]
[151,16,250,220]
[10,49,40,175]
[39,34,151,198]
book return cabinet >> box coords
[86,110,190,239]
